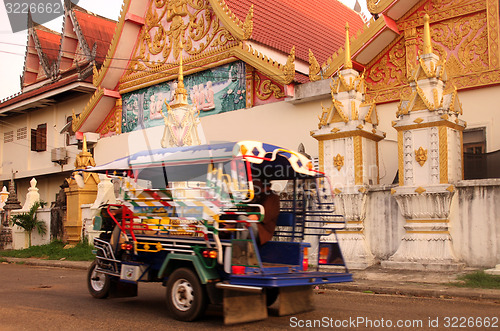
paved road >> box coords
[1,263,499,330]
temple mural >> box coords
[122,61,246,133]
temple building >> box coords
[0,0,499,269]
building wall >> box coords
[12,173,70,207]
[0,94,89,204]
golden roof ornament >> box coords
[172,36,188,108]
[344,22,353,70]
[423,14,432,55]
[74,135,96,169]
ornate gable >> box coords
[119,0,294,94]
[367,0,499,104]
[120,0,246,91]
[310,0,500,104]
[21,16,61,88]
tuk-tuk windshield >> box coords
[130,158,250,204]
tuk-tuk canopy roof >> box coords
[85,141,318,179]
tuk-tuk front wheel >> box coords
[166,268,207,321]
[87,260,111,299]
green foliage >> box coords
[0,240,95,261]
[10,201,47,247]
[450,271,500,289]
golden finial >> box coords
[82,134,88,153]
[173,36,188,106]
[423,14,432,55]
[178,37,184,90]
[344,22,353,69]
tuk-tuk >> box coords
[85,141,351,324]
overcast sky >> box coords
[0,0,370,101]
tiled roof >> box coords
[73,9,117,64]
[225,0,364,65]
[0,74,86,110]
[35,27,61,65]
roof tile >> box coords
[73,9,116,64]
[225,0,364,64]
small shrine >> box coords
[65,136,100,245]
[311,23,385,269]
[382,14,466,271]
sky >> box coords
[0,0,371,101]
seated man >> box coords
[249,179,280,245]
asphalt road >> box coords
[1,263,499,330]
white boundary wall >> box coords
[364,180,500,268]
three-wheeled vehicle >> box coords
[84,141,351,324]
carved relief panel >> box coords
[366,0,499,104]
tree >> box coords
[10,201,47,247]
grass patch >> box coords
[450,271,500,289]
[0,240,95,261]
[0,257,7,263]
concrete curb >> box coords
[2,257,91,270]
[325,281,500,302]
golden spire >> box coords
[172,36,188,106]
[178,37,185,90]
[423,14,432,55]
[82,135,88,153]
[344,22,353,70]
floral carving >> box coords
[365,5,497,104]
[415,147,428,166]
[333,154,344,171]
[126,0,237,78]
[255,74,285,100]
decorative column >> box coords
[65,136,99,245]
[382,15,465,271]
[0,186,10,249]
[2,176,22,249]
[311,23,385,269]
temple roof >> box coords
[225,0,365,65]
[0,3,116,114]
[72,8,117,64]
[34,26,61,66]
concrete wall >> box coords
[450,179,500,267]
[363,180,500,268]
[0,95,85,180]
[10,208,51,249]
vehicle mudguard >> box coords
[158,253,219,284]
